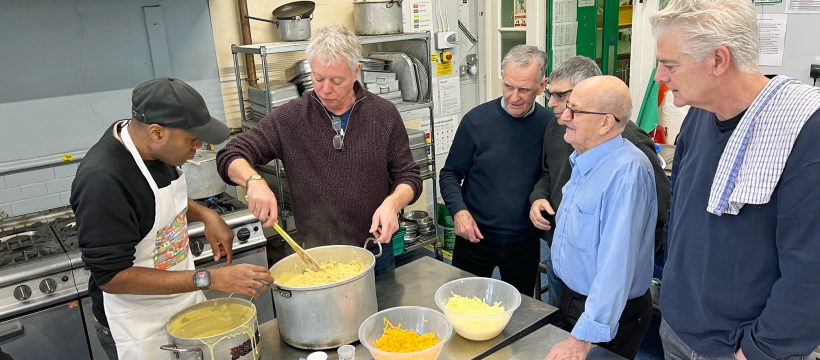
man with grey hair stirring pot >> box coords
[217,25,422,275]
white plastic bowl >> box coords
[434,277,521,341]
[358,306,453,360]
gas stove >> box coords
[0,214,77,319]
[49,216,89,295]
[190,193,266,263]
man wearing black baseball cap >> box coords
[130,77,229,145]
[70,78,272,359]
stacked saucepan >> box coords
[401,210,435,244]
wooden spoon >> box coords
[272,223,320,271]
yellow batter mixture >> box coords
[167,301,255,338]
[276,259,366,287]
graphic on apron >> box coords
[153,210,189,269]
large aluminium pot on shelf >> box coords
[272,1,316,41]
[352,0,403,35]
[182,150,226,199]
[268,238,382,350]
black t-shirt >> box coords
[69,120,179,327]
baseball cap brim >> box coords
[186,116,230,144]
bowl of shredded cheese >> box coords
[434,277,521,341]
[358,306,452,360]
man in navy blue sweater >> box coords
[439,45,552,295]
[652,0,820,359]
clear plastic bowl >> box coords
[434,277,522,341]
[358,306,452,360]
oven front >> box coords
[0,299,91,359]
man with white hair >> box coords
[543,75,656,360]
[439,45,552,295]
[217,25,422,275]
[651,0,820,358]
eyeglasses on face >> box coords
[331,116,344,150]
[546,88,573,100]
[565,102,621,122]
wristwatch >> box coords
[193,269,211,290]
[245,174,263,187]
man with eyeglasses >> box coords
[216,25,421,275]
[529,56,670,309]
[543,75,656,360]
[439,45,552,296]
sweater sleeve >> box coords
[71,169,141,286]
[739,112,820,360]
[385,106,422,203]
[529,124,552,203]
[623,123,671,252]
[439,114,476,215]
[216,106,286,185]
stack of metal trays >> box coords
[289,73,314,95]
[361,57,387,71]
[286,60,314,95]
[368,52,428,102]
[247,81,299,122]
[257,163,294,210]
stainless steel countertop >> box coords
[485,325,625,360]
[259,256,558,359]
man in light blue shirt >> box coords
[544,76,656,360]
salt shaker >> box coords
[337,344,355,360]
[306,351,328,360]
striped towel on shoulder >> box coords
[707,76,820,215]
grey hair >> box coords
[501,45,548,79]
[549,56,602,85]
[550,56,601,85]
[650,0,759,73]
[305,25,361,74]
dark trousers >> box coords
[95,320,119,360]
[369,239,395,277]
[451,235,540,296]
[558,282,653,359]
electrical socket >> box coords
[435,31,457,49]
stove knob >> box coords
[190,238,204,257]
[237,228,251,243]
[13,285,32,301]
[40,278,58,294]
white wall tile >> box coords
[20,183,47,198]
[47,177,74,195]
[4,168,56,187]
[10,195,62,217]
[0,188,23,204]
[59,192,72,206]
[54,163,80,179]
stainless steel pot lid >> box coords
[272,1,316,20]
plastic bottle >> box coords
[337,344,355,360]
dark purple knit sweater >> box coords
[217,82,421,249]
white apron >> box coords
[104,121,204,359]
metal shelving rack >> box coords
[230,32,439,252]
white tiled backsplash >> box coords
[0,163,79,219]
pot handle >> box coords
[245,15,277,25]
[160,344,204,360]
[260,280,292,298]
[363,237,382,258]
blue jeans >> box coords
[659,318,815,360]
[543,244,562,307]
[369,239,395,277]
